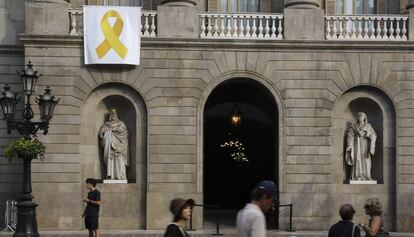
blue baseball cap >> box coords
[257,180,277,197]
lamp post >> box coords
[0,61,59,237]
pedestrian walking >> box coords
[328,204,361,237]
[360,198,389,237]
[164,197,195,237]
[82,178,101,237]
[236,180,278,237]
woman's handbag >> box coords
[376,227,390,237]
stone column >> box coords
[157,0,199,38]
[0,0,25,44]
[285,0,320,8]
[283,0,325,40]
[25,0,70,35]
[407,0,414,41]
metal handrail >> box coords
[189,204,223,236]
[279,204,295,232]
[188,203,295,234]
[1,200,17,232]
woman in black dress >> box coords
[164,198,195,237]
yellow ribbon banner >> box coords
[96,10,128,59]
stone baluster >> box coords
[357,17,363,39]
[220,15,226,37]
[233,15,238,38]
[383,18,389,40]
[271,16,277,38]
[264,16,270,38]
[150,13,156,37]
[351,18,356,39]
[239,15,246,38]
[375,17,381,39]
[143,13,150,37]
[406,1,414,40]
[245,15,251,37]
[200,15,206,38]
[258,17,264,38]
[338,17,344,39]
[69,11,78,35]
[402,18,408,40]
[344,17,350,39]
[252,16,257,38]
[212,15,219,38]
[389,17,395,40]
[381,17,386,40]
[277,16,283,39]
[226,15,232,37]
[207,16,213,38]
[363,18,369,39]
[367,18,374,39]
[332,17,338,39]
[326,17,331,39]
[395,17,401,40]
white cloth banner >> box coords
[83,6,141,65]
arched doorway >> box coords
[203,78,279,228]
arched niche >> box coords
[344,99,384,182]
[80,83,148,229]
[97,95,137,181]
[332,86,396,230]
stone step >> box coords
[0,231,413,237]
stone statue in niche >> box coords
[99,108,129,181]
[345,112,377,183]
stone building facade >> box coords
[0,0,414,233]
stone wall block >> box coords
[25,0,70,35]
[157,4,199,38]
[284,8,325,40]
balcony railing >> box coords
[69,8,157,37]
[325,15,409,40]
[68,9,410,42]
[199,13,284,39]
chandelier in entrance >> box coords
[220,136,248,162]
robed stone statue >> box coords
[345,112,377,181]
[99,108,129,180]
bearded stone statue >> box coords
[345,112,377,182]
[99,108,129,180]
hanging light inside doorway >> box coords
[231,104,241,126]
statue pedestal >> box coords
[103,179,128,184]
[349,180,377,185]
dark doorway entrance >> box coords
[203,79,279,229]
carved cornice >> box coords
[19,34,414,52]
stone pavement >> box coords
[0,230,413,237]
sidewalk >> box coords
[1,230,413,237]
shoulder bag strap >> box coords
[352,224,356,237]
[177,225,187,237]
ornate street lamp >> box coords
[0,61,59,237]
[0,85,20,123]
